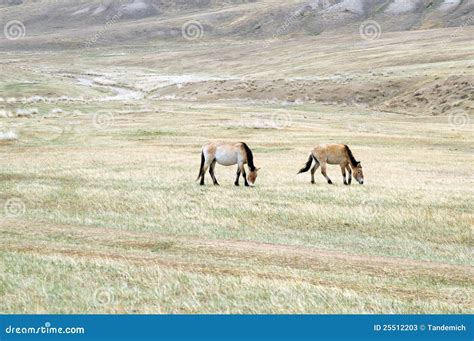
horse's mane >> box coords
[241,142,256,171]
[344,145,359,167]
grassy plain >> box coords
[0,28,473,313]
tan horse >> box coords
[197,142,260,186]
[298,144,364,185]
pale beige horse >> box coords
[197,142,260,186]
[298,144,364,185]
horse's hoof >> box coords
[234,183,239,186]
[311,181,315,184]
[344,182,348,185]
[328,180,333,184]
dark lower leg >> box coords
[321,164,332,184]
[209,163,219,185]
[200,166,209,185]
[235,168,241,186]
[242,168,249,187]
[210,170,219,185]
[311,165,318,184]
[341,167,347,185]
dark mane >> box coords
[241,142,256,171]
[344,145,359,167]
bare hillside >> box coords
[0,0,473,49]
[0,1,472,116]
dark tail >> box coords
[298,153,314,174]
[344,145,358,167]
[241,142,256,171]
[196,150,205,181]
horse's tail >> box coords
[344,145,358,167]
[298,153,314,174]
[196,150,205,181]
[241,142,256,171]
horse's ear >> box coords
[357,162,361,168]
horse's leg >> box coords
[209,160,219,186]
[320,162,332,184]
[346,165,352,185]
[200,159,211,186]
[311,161,320,184]
[340,164,348,185]
[242,165,249,187]
[234,165,241,186]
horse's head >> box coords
[248,167,260,186]
[353,162,364,184]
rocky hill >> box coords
[0,0,473,49]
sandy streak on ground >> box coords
[1,217,472,275]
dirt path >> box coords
[1,217,472,277]
[1,217,473,309]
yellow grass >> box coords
[0,28,473,313]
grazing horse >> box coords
[298,144,364,185]
[197,142,260,186]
